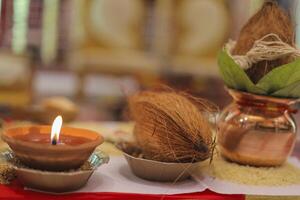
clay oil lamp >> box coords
[2,116,104,171]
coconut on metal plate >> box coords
[118,88,218,182]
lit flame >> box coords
[50,115,63,144]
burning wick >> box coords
[52,134,58,145]
[50,115,63,145]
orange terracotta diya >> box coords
[2,116,104,171]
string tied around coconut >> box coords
[225,33,300,70]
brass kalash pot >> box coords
[218,89,298,167]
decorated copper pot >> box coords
[218,88,298,167]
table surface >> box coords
[0,121,300,200]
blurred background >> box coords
[0,0,299,122]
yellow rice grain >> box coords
[199,155,300,186]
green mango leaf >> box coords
[272,80,300,98]
[257,58,300,94]
[218,50,266,94]
[218,50,300,98]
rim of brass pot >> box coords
[227,88,300,106]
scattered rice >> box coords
[79,162,92,171]
[199,155,300,186]
[11,157,93,172]
[0,164,16,185]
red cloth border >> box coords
[0,181,245,200]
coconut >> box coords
[128,89,217,163]
[232,1,295,83]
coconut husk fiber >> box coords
[128,89,218,163]
[232,1,295,83]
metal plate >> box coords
[115,142,200,182]
[1,150,109,193]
